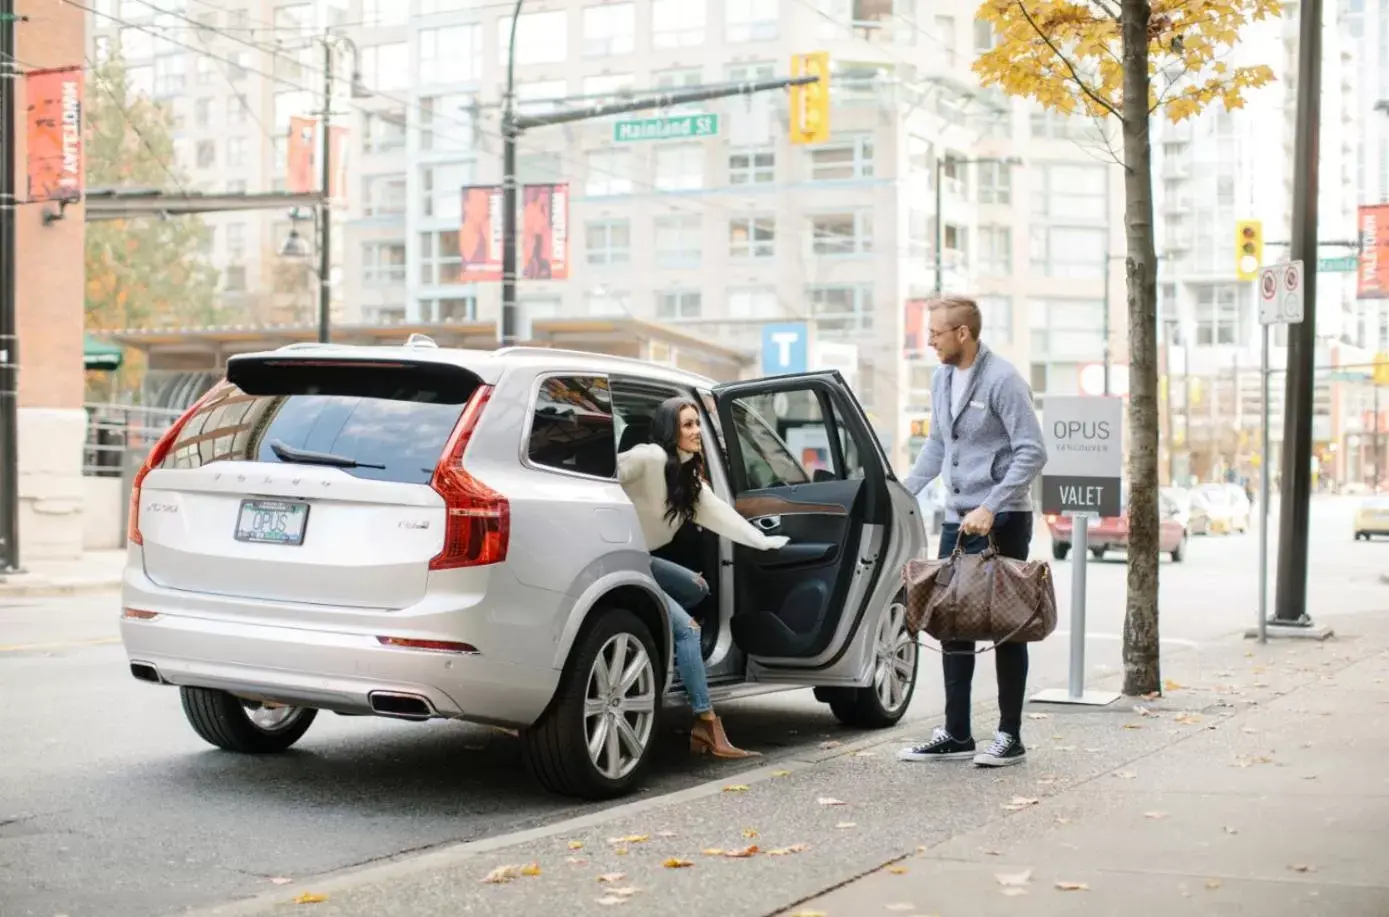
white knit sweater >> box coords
[617,444,789,553]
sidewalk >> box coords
[182,608,1389,917]
[0,549,125,598]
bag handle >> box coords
[949,529,998,560]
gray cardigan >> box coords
[903,343,1048,522]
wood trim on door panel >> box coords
[735,495,848,518]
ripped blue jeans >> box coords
[649,556,712,715]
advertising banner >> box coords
[459,185,503,281]
[287,116,316,194]
[1358,204,1389,300]
[903,297,931,358]
[520,182,569,280]
[328,125,349,201]
[26,67,85,202]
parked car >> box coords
[1046,488,1188,562]
[119,338,925,799]
[1353,496,1389,540]
[1189,484,1236,534]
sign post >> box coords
[1032,395,1124,706]
[1250,261,1305,644]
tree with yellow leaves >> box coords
[974,0,1279,696]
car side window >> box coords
[726,391,820,491]
[830,398,865,480]
[527,375,617,479]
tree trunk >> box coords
[1120,0,1162,697]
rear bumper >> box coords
[119,567,559,729]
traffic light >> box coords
[790,52,830,145]
[1235,219,1263,281]
[909,417,930,439]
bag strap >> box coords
[916,593,1047,657]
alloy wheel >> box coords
[872,601,916,714]
[583,633,657,781]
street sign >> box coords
[760,322,808,375]
[613,114,719,143]
[1257,259,1305,325]
[1039,396,1123,518]
[1318,255,1358,273]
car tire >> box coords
[820,593,918,729]
[1052,543,1070,560]
[1091,547,1106,560]
[1171,534,1186,563]
[522,609,661,801]
[179,687,317,754]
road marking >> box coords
[1052,631,1201,648]
[0,636,121,653]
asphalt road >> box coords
[1,496,1382,917]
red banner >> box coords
[903,298,930,358]
[287,116,316,194]
[25,67,85,203]
[521,183,569,280]
[329,125,349,201]
[459,185,503,281]
[1358,204,1389,300]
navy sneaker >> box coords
[974,731,1027,767]
[898,727,976,762]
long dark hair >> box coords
[650,396,704,526]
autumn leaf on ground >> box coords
[1206,878,1223,890]
[771,770,792,777]
[292,892,327,904]
[723,785,750,793]
[836,821,857,829]
[269,877,293,885]
[1002,796,1039,811]
[702,848,726,856]
[1123,722,1144,730]
[481,865,527,884]
[608,834,649,844]
[1174,712,1202,725]
[569,840,584,850]
[662,857,694,869]
[614,847,629,856]
[817,797,847,806]
[887,865,909,875]
[790,911,827,917]
[742,828,758,838]
[1055,881,1090,891]
[598,873,626,883]
[1164,679,1184,692]
[995,868,1033,887]
[724,845,760,858]
[520,864,542,877]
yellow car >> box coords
[1353,497,1389,541]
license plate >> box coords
[235,499,309,546]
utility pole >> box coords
[496,8,821,344]
[1272,0,1325,632]
[0,0,20,573]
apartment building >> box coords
[1151,1,1364,485]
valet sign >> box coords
[1041,396,1123,518]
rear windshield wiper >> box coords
[269,439,387,470]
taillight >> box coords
[429,385,509,570]
[126,383,230,546]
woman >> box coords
[618,396,789,759]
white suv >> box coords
[120,339,925,798]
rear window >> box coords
[161,360,481,485]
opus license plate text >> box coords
[235,499,309,546]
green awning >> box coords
[84,333,124,371]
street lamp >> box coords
[309,33,370,344]
[934,154,1023,293]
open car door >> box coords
[710,371,921,686]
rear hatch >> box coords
[137,356,483,609]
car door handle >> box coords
[752,515,781,531]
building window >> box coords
[420,25,482,84]
[586,220,631,265]
[363,241,407,285]
[586,149,633,196]
[652,0,705,48]
[363,111,406,153]
[226,94,248,125]
[1030,226,1106,278]
[809,135,874,180]
[727,61,776,82]
[421,161,476,218]
[363,175,407,217]
[422,297,477,322]
[583,3,635,55]
[808,284,873,333]
[727,0,778,41]
[729,216,775,258]
[226,136,247,168]
[516,79,569,115]
[195,98,211,128]
[499,11,568,66]
[728,286,778,318]
[224,265,247,292]
[654,216,702,268]
[526,376,616,479]
[1029,298,1105,360]
[152,55,185,96]
[657,290,702,320]
[362,43,409,92]
[977,225,1012,275]
[977,294,1013,344]
[419,94,474,153]
[811,212,873,256]
[1196,285,1240,345]
[977,160,1012,204]
[973,17,996,52]
[418,230,463,284]
[654,144,704,190]
[583,72,635,101]
[729,148,775,184]
[1032,163,1108,221]
[226,222,246,258]
[196,140,216,168]
[363,0,408,26]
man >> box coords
[898,295,1047,768]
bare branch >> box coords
[1090,0,1121,18]
[1014,0,1124,122]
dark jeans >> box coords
[937,511,1033,741]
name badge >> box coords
[968,400,986,411]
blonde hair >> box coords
[927,295,982,340]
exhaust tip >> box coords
[367,691,434,721]
[130,662,163,684]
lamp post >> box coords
[934,155,1022,294]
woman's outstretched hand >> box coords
[765,535,790,550]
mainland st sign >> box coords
[613,114,719,143]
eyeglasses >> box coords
[927,324,964,341]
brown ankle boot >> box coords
[690,715,761,759]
